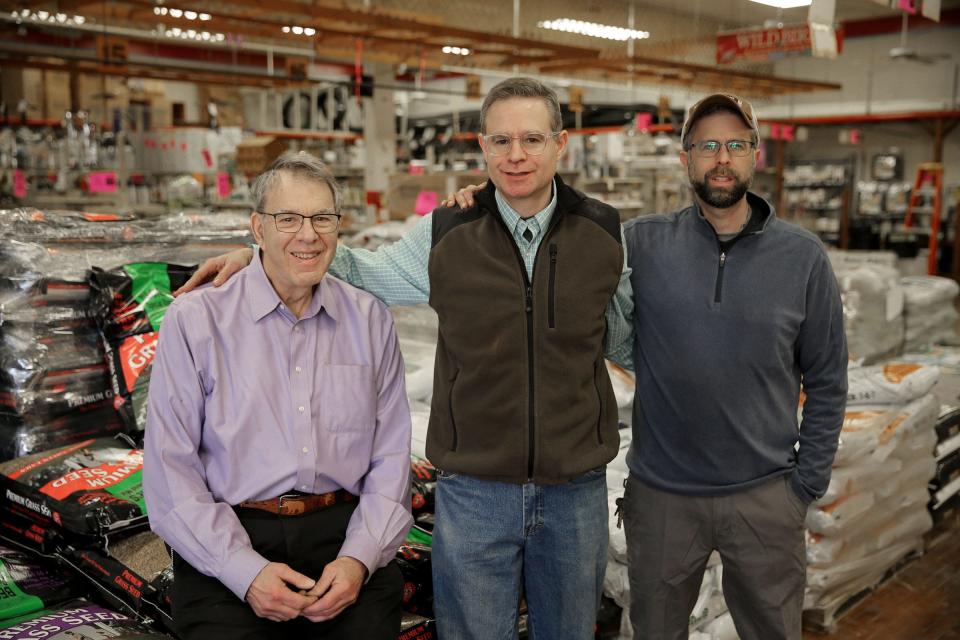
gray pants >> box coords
[622,474,807,640]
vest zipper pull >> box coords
[526,286,533,312]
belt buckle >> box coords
[277,493,305,516]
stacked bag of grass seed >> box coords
[803,362,939,621]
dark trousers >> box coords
[623,474,808,640]
[171,501,403,640]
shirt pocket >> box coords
[321,364,377,433]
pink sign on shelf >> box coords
[217,172,231,198]
[634,113,653,131]
[408,165,425,175]
[13,169,26,198]
[897,0,917,14]
[414,191,439,215]
[202,149,213,168]
[87,171,118,193]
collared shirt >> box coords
[494,183,556,280]
[329,177,634,362]
[143,250,413,601]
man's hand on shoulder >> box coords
[300,556,368,622]
[174,247,254,296]
[245,562,318,622]
[441,182,486,210]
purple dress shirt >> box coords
[143,250,413,600]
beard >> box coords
[689,166,752,209]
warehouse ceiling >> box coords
[1,0,959,97]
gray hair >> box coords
[250,150,343,214]
[480,77,563,134]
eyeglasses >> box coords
[481,131,561,156]
[260,211,342,234]
[686,140,755,157]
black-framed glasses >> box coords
[260,211,342,234]
[481,131,561,156]
[686,140,755,157]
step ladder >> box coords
[903,162,944,276]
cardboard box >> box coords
[235,136,287,175]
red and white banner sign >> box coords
[716,24,843,64]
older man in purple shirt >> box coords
[143,151,412,640]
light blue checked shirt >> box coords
[329,179,635,363]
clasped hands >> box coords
[244,556,367,623]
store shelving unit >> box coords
[782,158,855,247]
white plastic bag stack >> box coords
[804,362,939,613]
[828,251,905,365]
[606,429,731,639]
[901,276,959,352]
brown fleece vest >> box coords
[426,177,623,484]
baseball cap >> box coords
[680,94,760,147]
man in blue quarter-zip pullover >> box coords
[612,94,847,640]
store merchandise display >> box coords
[884,346,960,524]
[901,276,960,352]
[0,208,251,460]
[828,251,904,364]
[803,362,939,627]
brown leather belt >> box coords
[238,489,356,516]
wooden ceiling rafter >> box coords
[6,0,845,97]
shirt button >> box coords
[298,406,305,412]
[301,447,309,454]
[295,366,302,373]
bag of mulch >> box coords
[89,263,195,431]
[409,456,436,517]
[0,504,61,555]
[846,363,939,406]
[398,612,437,640]
[0,599,171,637]
[0,438,146,537]
[88,264,195,345]
[59,531,171,623]
[0,545,79,622]
[0,405,127,462]
[396,544,433,618]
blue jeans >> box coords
[432,468,608,640]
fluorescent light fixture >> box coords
[282,25,290,33]
[538,18,649,41]
[199,13,211,20]
[304,27,316,36]
[73,14,84,24]
[747,0,812,8]
[292,25,303,34]
[169,8,182,17]
[184,10,197,20]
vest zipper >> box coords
[548,244,558,329]
[525,283,536,480]
[714,251,726,303]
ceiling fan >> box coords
[889,13,952,64]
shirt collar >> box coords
[494,178,558,239]
[246,249,335,322]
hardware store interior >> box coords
[1,0,960,638]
